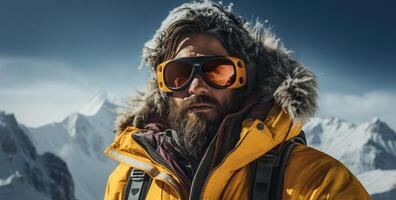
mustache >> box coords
[178,95,220,109]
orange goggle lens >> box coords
[202,59,236,87]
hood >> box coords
[114,1,318,133]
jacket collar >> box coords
[105,102,302,176]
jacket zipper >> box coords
[188,136,217,200]
[198,148,236,199]
[132,133,185,198]
[198,127,252,199]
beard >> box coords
[167,94,240,160]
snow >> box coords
[25,92,118,200]
[0,112,8,127]
[357,170,396,195]
[304,117,396,199]
[79,90,108,116]
[0,112,74,200]
[304,117,396,174]
[0,171,21,187]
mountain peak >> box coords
[0,111,18,127]
[365,118,395,137]
[325,117,344,124]
[79,90,111,116]
[0,112,76,200]
[370,117,383,125]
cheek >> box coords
[171,90,190,99]
[211,89,234,106]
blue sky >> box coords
[0,0,395,128]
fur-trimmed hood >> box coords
[114,1,318,133]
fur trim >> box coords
[114,2,318,133]
[114,76,167,133]
[273,65,318,124]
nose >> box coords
[188,75,208,95]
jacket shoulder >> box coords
[104,126,145,156]
[282,144,371,200]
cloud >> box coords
[0,56,88,88]
[0,56,148,127]
[0,81,95,127]
[0,56,95,127]
[318,91,396,130]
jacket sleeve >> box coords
[299,164,371,200]
[283,144,372,200]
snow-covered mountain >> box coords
[0,112,76,200]
[304,117,396,199]
[6,89,396,200]
[23,91,118,200]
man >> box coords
[104,1,370,199]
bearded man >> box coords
[104,2,370,200]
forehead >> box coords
[175,34,228,58]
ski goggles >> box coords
[157,55,246,92]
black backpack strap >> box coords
[251,149,277,200]
[124,169,151,200]
[291,131,307,145]
[268,140,297,199]
[251,131,307,200]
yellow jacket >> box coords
[104,106,371,200]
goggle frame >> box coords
[157,55,246,92]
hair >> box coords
[148,16,251,71]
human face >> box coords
[170,34,236,122]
